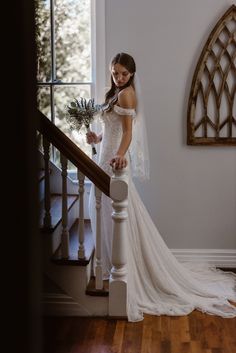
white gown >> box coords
[89,104,236,322]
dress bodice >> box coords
[98,105,136,176]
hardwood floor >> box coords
[43,310,236,353]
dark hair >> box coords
[104,52,136,111]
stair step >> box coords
[40,193,78,232]
[51,219,94,266]
[86,276,109,297]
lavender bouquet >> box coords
[66,97,101,155]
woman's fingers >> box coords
[86,131,96,144]
[109,156,127,169]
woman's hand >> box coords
[86,131,102,144]
[109,154,128,170]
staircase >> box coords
[39,156,110,317]
[37,110,129,318]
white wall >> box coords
[105,0,236,249]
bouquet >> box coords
[66,97,101,155]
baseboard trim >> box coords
[171,248,236,268]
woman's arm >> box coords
[110,116,132,169]
[110,87,136,170]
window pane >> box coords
[37,86,51,119]
[55,0,91,83]
[54,84,92,158]
[36,0,51,82]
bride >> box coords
[87,52,236,322]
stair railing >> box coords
[37,110,128,317]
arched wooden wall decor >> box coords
[187,5,236,146]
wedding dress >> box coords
[89,104,236,322]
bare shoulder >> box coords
[118,86,136,109]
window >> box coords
[36,0,104,167]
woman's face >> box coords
[111,63,133,88]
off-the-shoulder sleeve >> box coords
[114,105,136,118]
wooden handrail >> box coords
[37,110,110,197]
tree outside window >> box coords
[36,0,93,167]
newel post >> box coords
[109,168,128,317]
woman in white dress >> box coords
[87,52,236,322]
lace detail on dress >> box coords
[113,104,136,117]
[97,105,135,176]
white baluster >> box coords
[60,154,69,259]
[95,187,103,290]
[42,136,51,229]
[109,168,128,317]
[77,170,85,259]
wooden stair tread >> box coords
[86,276,109,297]
[39,194,78,232]
[52,219,94,266]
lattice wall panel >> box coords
[187,5,236,145]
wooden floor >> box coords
[43,310,236,353]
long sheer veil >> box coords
[129,73,150,181]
